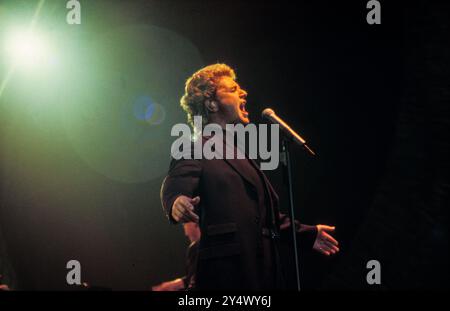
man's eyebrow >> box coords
[219,81,239,89]
[218,83,237,90]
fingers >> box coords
[322,231,339,246]
[316,225,339,256]
[173,207,199,223]
[331,245,340,253]
[319,225,335,232]
[190,196,201,205]
[319,231,340,254]
[172,196,200,223]
[318,244,337,256]
[314,231,340,256]
[179,198,194,212]
[185,209,199,223]
[179,199,200,223]
[322,241,340,254]
[318,247,331,256]
[176,205,199,223]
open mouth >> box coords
[240,101,249,117]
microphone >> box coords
[262,108,316,156]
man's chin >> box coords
[230,115,250,125]
[239,116,250,125]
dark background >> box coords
[0,0,448,290]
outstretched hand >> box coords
[313,225,340,256]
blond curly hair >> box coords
[180,63,236,129]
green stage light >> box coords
[5,29,50,69]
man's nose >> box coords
[240,89,247,98]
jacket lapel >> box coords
[223,157,258,192]
[221,137,280,229]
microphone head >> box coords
[262,108,275,118]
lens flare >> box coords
[5,29,50,68]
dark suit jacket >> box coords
[160,135,316,290]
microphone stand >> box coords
[280,137,302,291]
[263,108,316,291]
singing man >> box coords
[161,64,339,290]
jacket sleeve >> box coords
[278,212,318,251]
[160,158,202,224]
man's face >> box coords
[214,76,249,124]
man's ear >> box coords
[205,100,219,113]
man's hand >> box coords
[313,225,340,256]
[171,195,200,223]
